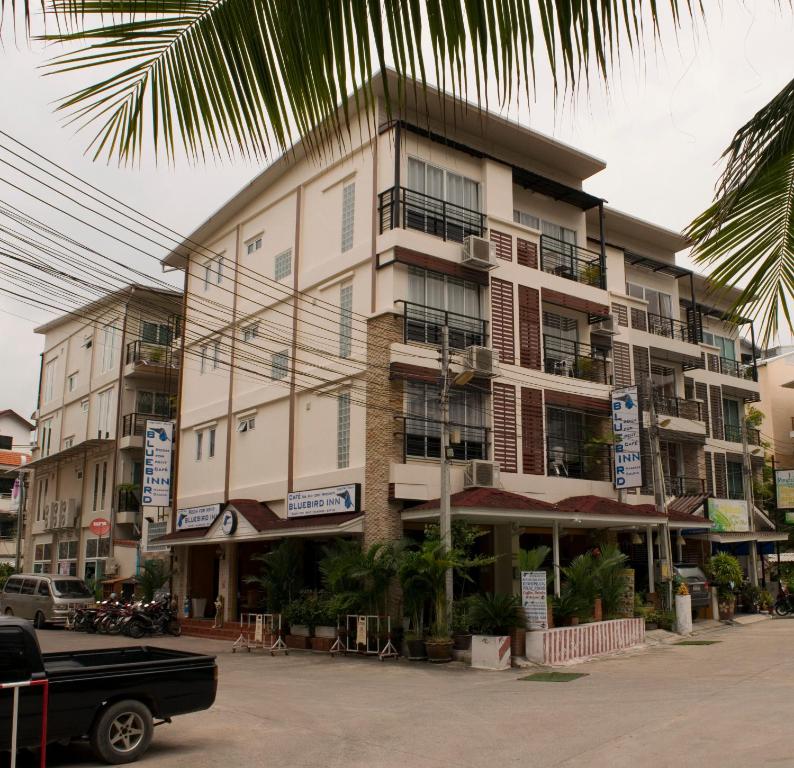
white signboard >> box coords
[286,484,360,518]
[612,386,642,489]
[145,521,169,552]
[176,503,221,530]
[143,420,173,506]
[708,498,750,533]
[521,571,548,630]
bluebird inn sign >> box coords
[611,386,642,489]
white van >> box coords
[1,574,95,627]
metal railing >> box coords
[646,312,696,343]
[539,235,604,288]
[401,416,487,462]
[400,301,486,350]
[719,357,756,381]
[543,335,610,384]
[378,186,485,243]
[723,424,761,445]
[126,340,179,368]
[653,394,703,421]
[117,488,140,513]
[665,476,706,497]
[122,411,172,438]
[546,437,612,481]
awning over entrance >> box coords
[154,498,363,545]
[688,531,789,545]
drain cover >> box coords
[675,640,720,646]
[519,672,588,682]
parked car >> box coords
[673,563,711,608]
[1,574,95,628]
[0,616,217,764]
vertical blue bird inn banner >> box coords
[143,419,174,506]
[611,386,642,489]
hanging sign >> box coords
[9,477,20,513]
[708,498,750,532]
[143,420,173,506]
[775,469,794,510]
[521,571,548,630]
[89,517,110,537]
[176,503,221,530]
[612,386,642,489]
[286,484,361,518]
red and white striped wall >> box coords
[525,619,645,666]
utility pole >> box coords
[14,468,25,572]
[742,418,759,586]
[439,325,453,629]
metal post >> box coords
[742,417,759,586]
[439,325,453,629]
[552,520,561,598]
[392,122,401,230]
[14,468,25,572]
[597,201,607,289]
[648,394,673,606]
[646,525,655,594]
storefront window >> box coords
[58,540,78,576]
[33,543,52,574]
[84,537,110,581]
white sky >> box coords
[0,2,792,418]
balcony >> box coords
[653,394,703,421]
[126,340,179,370]
[117,487,140,514]
[547,438,612,481]
[665,476,706,497]
[647,312,697,343]
[540,236,604,288]
[543,335,610,384]
[723,424,761,445]
[402,417,486,462]
[378,186,485,243]
[719,357,756,381]
[401,301,486,350]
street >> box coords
[14,618,793,768]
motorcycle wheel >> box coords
[775,603,790,617]
[106,618,123,635]
[127,621,146,639]
[166,619,182,637]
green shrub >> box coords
[468,593,522,635]
[706,553,743,600]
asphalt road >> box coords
[13,619,794,767]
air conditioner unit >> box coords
[58,499,68,529]
[104,557,119,576]
[463,345,498,378]
[591,314,617,335]
[464,460,500,489]
[47,501,60,530]
[462,235,497,270]
[65,498,79,529]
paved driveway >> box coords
[16,619,794,767]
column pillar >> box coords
[493,524,513,595]
[552,521,561,598]
[646,525,655,593]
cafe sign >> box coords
[176,503,221,530]
[287,484,361,518]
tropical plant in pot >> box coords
[244,539,304,615]
[398,547,431,660]
[706,552,743,620]
[468,593,522,669]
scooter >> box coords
[121,598,181,638]
[774,585,794,616]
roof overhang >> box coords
[23,439,115,469]
[688,531,789,544]
[588,206,689,253]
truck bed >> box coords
[43,645,213,674]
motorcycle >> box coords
[121,598,181,638]
[774,585,794,616]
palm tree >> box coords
[2,1,789,339]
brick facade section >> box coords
[492,382,517,473]
[613,341,632,387]
[709,384,724,440]
[517,238,538,269]
[364,313,405,547]
[713,453,728,498]
[518,284,541,369]
[491,277,516,364]
[520,387,545,475]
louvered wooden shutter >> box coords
[704,451,714,495]
[611,303,628,327]
[490,277,515,364]
[518,285,541,370]
[517,238,537,268]
[713,453,728,498]
[709,384,724,440]
[493,382,517,473]
[631,308,648,332]
[632,345,650,397]
[707,354,720,373]
[490,230,513,261]
[696,382,709,436]
[613,341,632,387]
[521,387,544,475]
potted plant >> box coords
[674,581,692,635]
[739,582,761,614]
[284,597,311,649]
[468,593,522,670]
[451,598,472,651]
[312,596,338,648]
[707,552,743,620]
[760,589,774,613]
[398,547,430,659]
[413,539,458,662]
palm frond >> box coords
[32,0,698,163]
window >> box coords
[101,323,118,373]
[81,399,89,413]
[715,335,735,360]
[727,461,744,500]
[723,398,741,442]
[64,436,74,449]
[337,392,350,468]
[247,237,262,255]
[33,543,52,574]
[237,416,256,433]
[96,389,113,437]
[39,419,52,457]
[216,256,224,284]
[0,436,10,450]
[407,158,480,211]
[203,261,212,290]
[67,372,77,392]
[202,256,224,288]
[92,461,108,511]
[84,537,110,581]
[274,249,292,281]
[82,334,93,349]
[339,284,353,359]
[341,182,356,252]
[208,428,216,459]
[200,344,208,374]
[625,283,673,318]
[545,407,610,480]
[212,340,221,370]
[196,431,203,461]
[58,540,78,576]
[36,478,48,522]
[271,350,289,381]
[141,322,172,345]
[513,209,540,230]
[407,267,481,316]
[242,323,259,342]
[541,219,577,248]
[43,359,57,402]
[136,391,171,417]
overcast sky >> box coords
[0,2,792,418]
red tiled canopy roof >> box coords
[556,495,658,518]
[0,450,31,468]
[412,487,558,512]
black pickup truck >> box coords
[0,617,217,764]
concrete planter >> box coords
[471,635,511,670]
[314,625,337,639]
[286,634,311,650]
[310,636,334,653]
[675,594,693,635]
[290,624,311,637]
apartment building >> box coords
[160,71,780,620]
[23,285,181,589]
[756,346,794,471]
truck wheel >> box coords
[34,611,47,629]
[91,699,153,765]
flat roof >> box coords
[587,206,690,253]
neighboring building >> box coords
[756,346,794,470]
[23,285,181,590]
[158,72,778,621]
[0,449,30,566]
[0,409,34,453]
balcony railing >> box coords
[719,357,756,381]
[543,335,610,384]
[723,424,761,445]
[401,417,487,462]
[539,235,604,288]
[122,412,172,438]
[378,186,485,243]
[665,476,706,497]
[126,340,179,368]
[117,488,140,514]
[546,437,612,481]
[400,301,486,350]
[647,312,697,343]
[653,394,703,421]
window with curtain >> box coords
[407,157,479,209]
[726,461,744,499]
